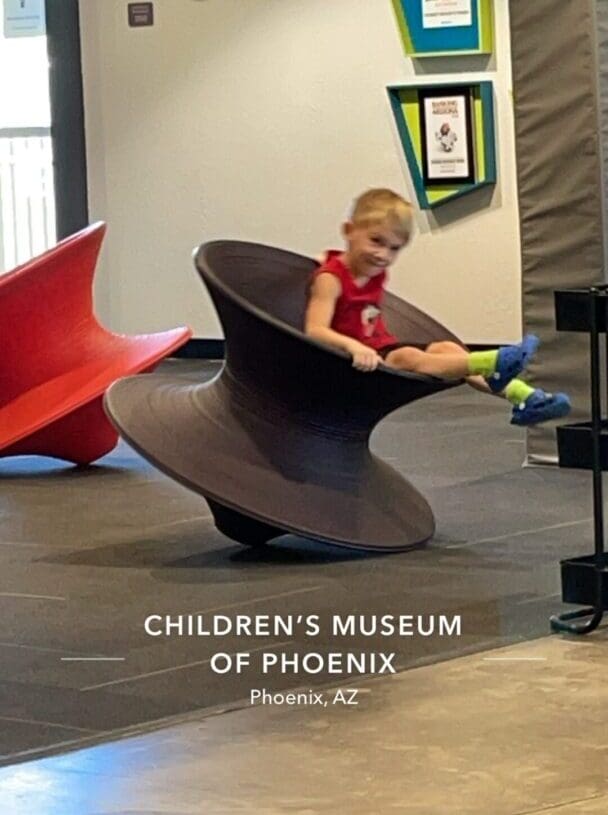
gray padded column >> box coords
[596,0,608,260]
[510,0,604,463]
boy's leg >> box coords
[383,335,538,384]
[383,345,469,377]
[421,342,571,424]
[426,342,494,394]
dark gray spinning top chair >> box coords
[104,241,465,552]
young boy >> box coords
[305,188,571,425]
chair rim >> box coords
[194,239,449,386]
[0,222,192,452]
[0,221,106,289]
[0,329,191,451]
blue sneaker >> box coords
[487,334,539,394]
[510,389,571,426]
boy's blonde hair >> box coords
[350,188,413,241]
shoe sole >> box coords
[511,401,571,426]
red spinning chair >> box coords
[0,222,191,465]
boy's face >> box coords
[343,221,409,278]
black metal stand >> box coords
[551,287,607,634]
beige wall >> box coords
[79,0,520,343]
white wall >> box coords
[79,0,520,343]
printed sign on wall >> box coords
[392,0,493,57]
[3,0,46,38]
[387,81,496,209]
[419,87,475,185]
[422,0,473,30]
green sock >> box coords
[467,349,498,377]
[504,379,535,405]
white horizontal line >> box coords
[517,592,561,605]
[446,518,592,549]
[193,585,324,616]
[80,641,292,692]
[62,657,125,662]
[0,592,66,601]
[0,716,100,734]
[0,540,72,549]
[0,641,104,657]
[142,513,211,532]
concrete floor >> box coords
[1,634,607,814]
[0,360,603,812]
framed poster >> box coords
[422,0,473,29]
[418,86,475,186]
[391,0,493,58]
[387,81,496,209]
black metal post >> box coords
[551,288,605,633]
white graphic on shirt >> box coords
[361,304,381,338]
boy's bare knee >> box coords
[384,346,424,371]
[427,341,466,356]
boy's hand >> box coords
[348,341,381,372]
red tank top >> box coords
[311,251,398,351]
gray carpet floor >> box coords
[0,360,594,765]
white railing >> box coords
[0,127,56,273]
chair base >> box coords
[104,373,436,552]
[1,397,118,465]
[0,328,191,466]
[207,499,285,546]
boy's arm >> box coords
[305,273,381,371]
